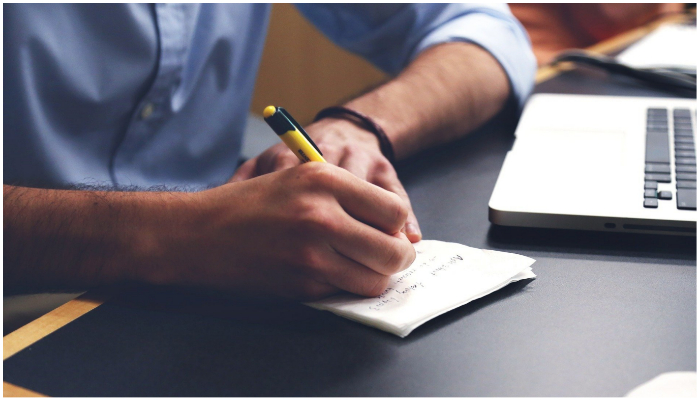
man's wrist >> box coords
[310,117,382,151]
[130,190,205,286]
[2,186,198,289]
[314,106,396,164]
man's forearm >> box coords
[345,42,511,159]
[3,184,188,290]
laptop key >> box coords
[647,113,668,119]
[676,173,697,181]
[675,150,695,158]
[677,189,696,210]
[645,173,671,183]
[647,127,669,133]
[645,164,671,174]
[674,125,694,130]
[644,198,658,208]
[658,191,672,200]
[645,132,670,163]
[675,143,695,151]
[676,165,697,173]
[674,125,693,131]
[675,126,694,131]
[675,129,694,137]
[675,137,694,144]
[647,118,668,125]
[673,108,691,117]
[677,180,697,189]
[644,181,658,190]
[648,108,668,114]
[644,189,657,198]
[676,157,696,165]
[674,117,693,122]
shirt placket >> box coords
[111,3,188,185]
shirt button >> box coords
[140,103,155,120]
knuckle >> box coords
[297,162,338,190]
[298,208,338,235]
[342,145,358,159]
[384,243,412,274]
[383,245,404,274]
[273,151,298,171]
[299,281,334,301]
[297,245,325,272]
[389,193,409,226]
[364,275,390,297]
[374,158,393,175]
[319,143,338,156]
[314,164,340,188]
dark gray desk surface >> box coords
[3,68,696,397]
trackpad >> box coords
[511,129,627,186]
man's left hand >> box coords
[230,117,422,242]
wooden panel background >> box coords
[250,4,388,125]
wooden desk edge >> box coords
[3,382,47,397]
[3,291,110,361]
[536,13,690,84]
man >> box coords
[4,4,535,300]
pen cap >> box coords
[277,107,323,156]
[263,106,294,136]
[263,105,277,118]
[263,107,323,157]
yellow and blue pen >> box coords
[263,105,326,163]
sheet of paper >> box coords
[306,240,535,337]
[616,24,697,70]
[626,371,696,397]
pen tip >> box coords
[263,105,277,119]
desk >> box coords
[3,23,696,397]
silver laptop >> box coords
[489,94,696,236]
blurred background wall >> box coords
[250,4,688,125]
[250,4,388,125]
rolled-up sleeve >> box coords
[295,3,536,109]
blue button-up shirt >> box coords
[4,4,535,189]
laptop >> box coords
[489,94,696,236]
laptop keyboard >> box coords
[644,107,696,210]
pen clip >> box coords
[278,107,323,156]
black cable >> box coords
[551,50,696,93]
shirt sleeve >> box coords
[295,3,536,109]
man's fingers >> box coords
[337,150,371,181]
[229,158,258,182]
[327,168,408,234]
[372,169,422,243]
[258,146,299,175]
[329,214,415,277]
[317,142,342,166]
[316,248,392,297]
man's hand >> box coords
[157,163,416,300]
[230,118,422,242]
[4,164,415,300]
[230,42,513,245]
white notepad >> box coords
[616,24,697,70]
[306,240,536,337]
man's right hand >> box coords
[150,162,416,300]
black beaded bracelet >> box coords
[314,106,396,165]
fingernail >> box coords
[405,223,421,237]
